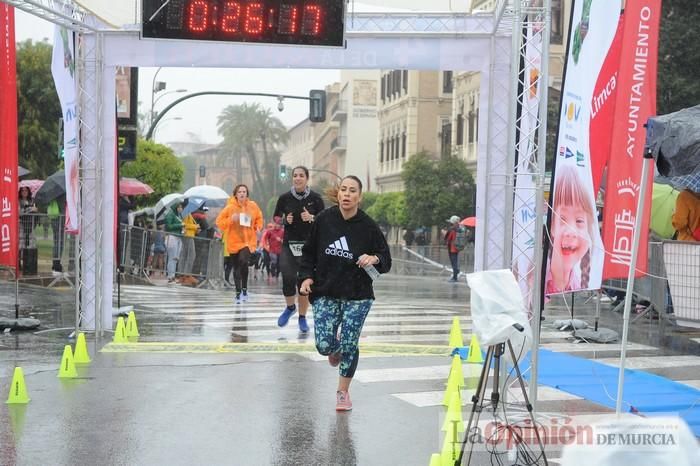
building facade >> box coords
[311,82,341,187]
[450,72,481,172]
[332,70,380,191]
[280,119,315,176]
[375,70,454,193]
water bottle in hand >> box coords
[363,264,381,281]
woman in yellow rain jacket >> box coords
[216,184,263,303]
[672,189,700,242]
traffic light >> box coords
[309,89,326,123]
[279,164,287,180]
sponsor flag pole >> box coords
[616,149,653,414]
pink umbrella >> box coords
[19,179,44,196]
[460,216,476,228]
[119,178,154,196]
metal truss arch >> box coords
[2,0,102,32]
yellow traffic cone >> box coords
[466,334,484,364]
[6,367,30,404]
[428,453,441,466]
[126,310,140,337]
[73,332,91,364]
[442,391,465,433]
[113,316,127,343]
[57,345,78,378]
[441,430,459,465]
[448,354,465,388]
[448,317,464,348]
[442,370,461,406]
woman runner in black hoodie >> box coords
[298,175,391,411]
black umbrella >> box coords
[34,170,66,205]
[649,104,700,177]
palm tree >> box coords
[217,103,289,206]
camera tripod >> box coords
[454,340,548,466]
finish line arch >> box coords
[4,1,550,341]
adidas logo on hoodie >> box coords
[325,236,354,260]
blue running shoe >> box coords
[241,290,249,302]
[298,316,309,333]
[277,305,296,327]
[235,292,242,304]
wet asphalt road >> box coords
[0,275,698,465]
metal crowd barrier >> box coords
[601,241,700,329]
[118,224,228,289]
[391,244,476,277]
[15,213,75,286]
[662,240,700,325]
[116,228,478,286]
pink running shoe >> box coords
[328,351,341,367]
[336,390,352,411]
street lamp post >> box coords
[152,89,187,121]
[145,90,319,140]
[150,67,164,127]
[152,116,183,141]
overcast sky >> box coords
[14,9,340,145]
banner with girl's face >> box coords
[545,0,622,295]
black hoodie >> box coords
[298,205,391,301]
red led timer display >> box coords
[143,0,344,47]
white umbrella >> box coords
[154,193,184,219]
[183,185,229,201]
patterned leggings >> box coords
[313,297,373,378]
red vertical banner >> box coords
[0,5,18,270]
[602,0,661,280]
[588,15,625,194]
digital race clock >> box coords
[142,0,345,47]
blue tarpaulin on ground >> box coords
[521,349,700,436]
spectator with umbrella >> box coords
[177,199,201,286]
[164,202,185,284]
[18,186,38,275]
[34,170,70,274]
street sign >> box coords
[118,128,137,161]
[142,0,345,47]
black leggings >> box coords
[228,248,251,293]
[279,244,301,297]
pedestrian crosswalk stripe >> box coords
[392,385,581,408]
[540,342,657,352]
[354,364,485,383]
[101,341,453,356]
[597,355,700,369]
[680,380,700,389]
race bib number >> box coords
[288,241,304,257]
[239,213,251,227]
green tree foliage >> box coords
[401,151,475,228]
[360,191,379,211]
[658,0,700,114]
[386,192,408,227]
[217,103,289,209]
[120,139,184,206]
[16,39,61,179]
[400,152,438,228]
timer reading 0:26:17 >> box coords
[142,0,345,47]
